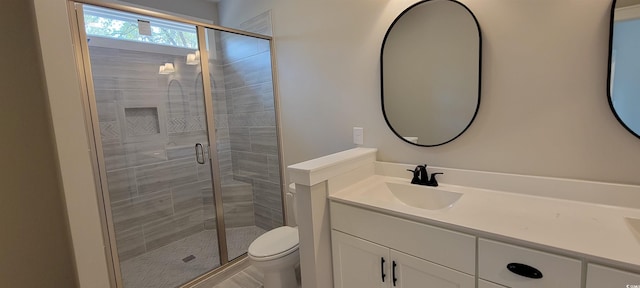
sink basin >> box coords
[386,182,462,210]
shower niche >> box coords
[119,104,166,143]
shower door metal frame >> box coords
[67,1,288,287]
[195,24,229,266]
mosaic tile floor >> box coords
[121,226,266,288]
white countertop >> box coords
[329,174,640,270]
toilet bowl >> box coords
[248,184,300,288]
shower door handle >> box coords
[195,143,206,164]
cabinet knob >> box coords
[507,262,543,279]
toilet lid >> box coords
[248,226,299,259]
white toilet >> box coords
[248,184,300,288]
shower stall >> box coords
[68,2,284,287]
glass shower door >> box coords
[202,27,283,261]
[76,5,222,287]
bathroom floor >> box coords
[207,265,264,288]
[204,264,302,288]
[120,226,266,288]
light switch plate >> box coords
[353,127,364,145]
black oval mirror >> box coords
[609,0,640,139]
[381,0,481,146]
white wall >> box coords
[33,0,111,287]
[1,0,78,286]
[219,0,640,185]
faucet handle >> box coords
[407,167,421,184]
[427,172,444,187]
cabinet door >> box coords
[586,264,640,288]
[391,250,475,288]
[332,230,390,288]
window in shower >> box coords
[84,5,198,48]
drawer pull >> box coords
[381,257,386,282]
[392,260,398,286]
[507,263,543,279]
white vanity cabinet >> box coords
[329,201,640,288]
[330,202,476,288]
[332,230,474,288]
[586,264,640,288]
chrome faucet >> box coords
[407,164,443,187]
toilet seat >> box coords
[248,226,299,261]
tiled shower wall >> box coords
[92,45,213,261]
[206,29,257,230]
[90,13,282,260]
[91,44,255,261]
[220,12,284,230]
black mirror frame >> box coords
[607,0,640,140]
[380,0,483,147]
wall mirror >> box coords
[381,0,481,146]
[609,0,640,139]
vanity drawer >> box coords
[330,202,475,275]
[478,238,581,288]
[586,264,640,288]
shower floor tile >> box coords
[121,226,266,288]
